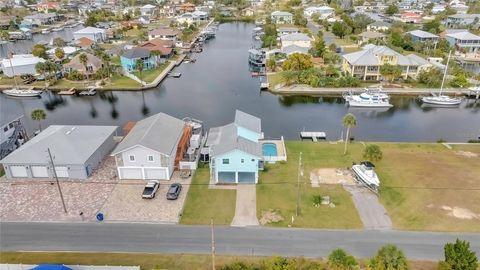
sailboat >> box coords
[421,51,462,106]
[2,54,43,98]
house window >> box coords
[148,155,154,162]
[3,126,8,132]
[251,159,255,162]
[8,123,14,128]
[222,159,229,164]
[241,159,244,163]
[129,155,135,161]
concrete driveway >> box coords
[231,184,259,227]
[344,185,392,230]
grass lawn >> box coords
[267,72,283,89]
[180,166,236,225]
[104,75,142,90]
[0,252,438,270]
[257,141,363,229]
[133,62,170,84]
[258,142,480,232]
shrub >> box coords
[67,70,84,81]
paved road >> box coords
[1,222,480,260]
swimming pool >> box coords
[262,143,278,156]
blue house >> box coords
[120,47,156,72]
[206,110,263,184]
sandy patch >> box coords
[310,168,355,187]
[259,209,284,225]
[441,205,479,220]
[455,151,478,158]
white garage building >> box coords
[0,125,118,179]
[111,113,185,180]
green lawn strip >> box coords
[267,73,283,88]
[0,252,438,270]
[133,62,169,84]
[180,166,236,225]
[257,141,363,229]
[103,75,142,90]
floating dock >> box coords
[58,87,76,95]
[300,131,326,142]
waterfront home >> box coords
[63,53,103,79]
[341,44,432,80]
[277,27,299,36]
[358,31,386,44]
[47,46,78,59]
[280,33,312,50]
[270,11,293,24]
[120,48,155,72]
[149,27,179,41]
[282,45,310,55]
[111,113,185,180]
[1,54,45,77]
[140,4,156,16]
[407,30,439,43]
[176,11,208,25]
[137,38,174,63]
[445,31,480,53]
[180,3,196,13]
[367,21,391,32]
[0,125,117,179]
[206,110,263,184]
[36,1,60,13]
[445,14,480,28]
[399,11,422,24]
[21,13,57,27]
[431,5,446,14]
[73,27,107,43]
[303,6,335,19]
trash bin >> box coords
[96,212,104,222]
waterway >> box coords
[1,22,479,142]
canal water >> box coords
[1,22,479,142]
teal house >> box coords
[206,110,263,184]
[120,47,156,72]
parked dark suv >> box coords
[166,183,182,200]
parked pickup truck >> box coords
[142,180,160,199]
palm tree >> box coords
[31,109,46,131]
[135,58,144,87]
[342,113,357,155]
[79,53,88,78]
[54,47,65,60]
[100,52,111,78]
[369,245,409,270]
[35,62,49,89]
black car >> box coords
[166,183,182,200]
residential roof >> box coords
[271,11,292,16]
[111,113,185,156]
[280,33,311,42]
[141,4,156,9]
[446,31,480,40]
[448,13,480,19]
[149,27,179,37]
[137,39,173,55]
[208,123,262,157]
[0,54,44,68]
[64,53,102,71]
[122,47,151,59]
[282,44,309,55]
[343,44,430,66]
[407,30,439,39]
[368,21,392,27]
[74,26,105,34]
[234,110,261,134]
[76,37,95,47]
[0,125,117,164]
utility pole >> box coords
[47,148,67,213]
[211,218,216,270]
[296,151,302,217]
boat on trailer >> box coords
[351,161,380,192]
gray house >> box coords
[0,125,118,179]
[111,112,185,180]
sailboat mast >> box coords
[439,50,451,96]
[8,52,19,90]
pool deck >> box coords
[261,138,287,162]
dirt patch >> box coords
[455,151,478,158]
[441,205,479,220]
[310,168,355,187]
[259,209,284,225]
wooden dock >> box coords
[300,131,326,142]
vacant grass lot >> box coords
[180,166,236,225]
[0,252,438,270]
[258,142,480,231]
[133,62,170,84]
[257,141,363,229]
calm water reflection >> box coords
[1,23,479,142]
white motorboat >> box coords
[343,88,393,108]
[41,29,51,34]
[420,51,462,106]
[2,88,43,97]
[352,161,380,191]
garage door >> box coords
[218,172,236,183]
[31,166,49,178]
[55,166,69,178]
[119,168,143,179]
[144,168,167,180]
[10,166,28,178]
[238,172,256,184]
